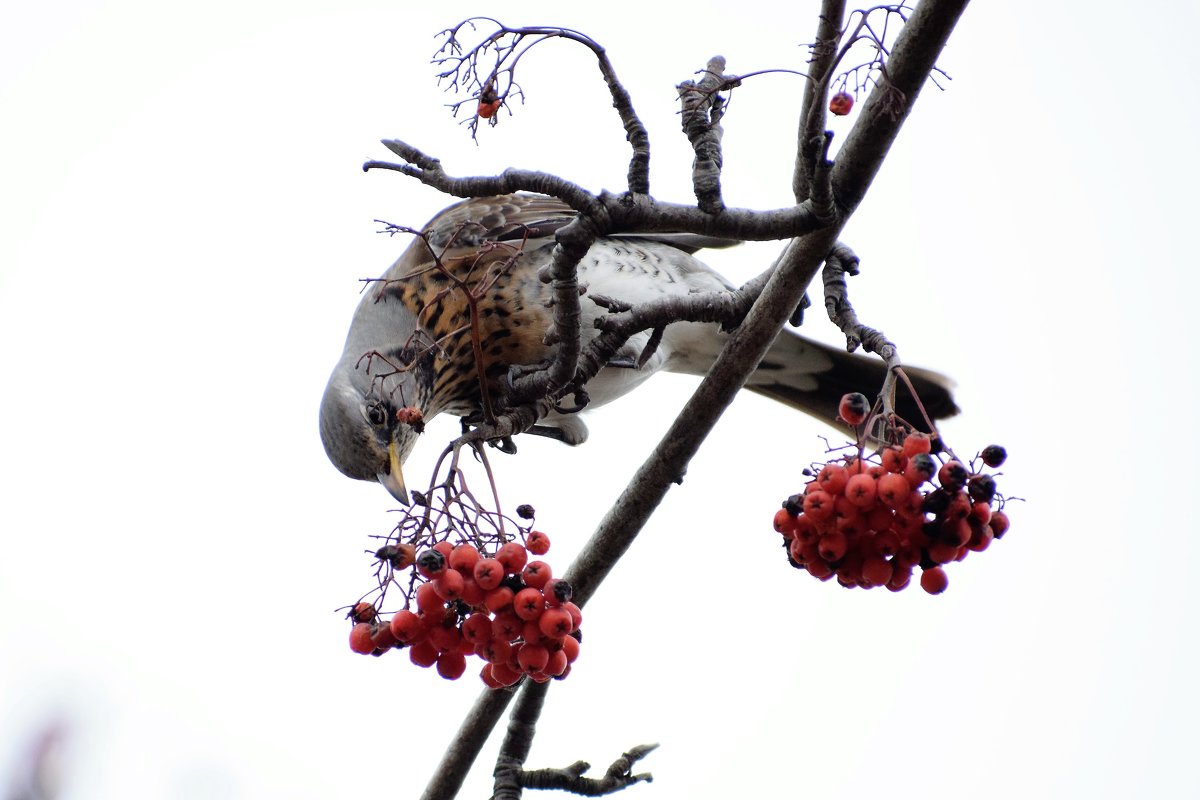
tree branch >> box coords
[677,56,729,213]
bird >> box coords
[319,193,958,503]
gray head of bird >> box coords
[319,339,433,506]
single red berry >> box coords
[517,642,550,674]
[477,99,502,119]
[513,587,546,621]
[480,664,504,689]
[408,640,439,668]
[937,461,969,492]
[428,621,463,652]
[829,91,854,116]
[838,392,870,425]
[348,601,377,624]
[389,609,426,644]
[880,447,906,474]
[484,586,515,614]
[415,581,447,617]
[861,555,893,587]
[844,473,878,508]
[473,558,505,591]
[449,543,480,572]
[876,472,911,509]
[539,607,574,639]
[560,634,581,663]
[774,507,798,536]
[496,542,529,574]
[902,433,933,458]
[905,453,937,488]
[490,660,523,687]
[433,568,465,602]
[989,510,1010,539]
[803,489,836,521]
[817,463,850,496]
[526,530,551,555]
[562,601,583,632]
[920,566,949,595]
[522,561,552,590]
[477,636,513,665]
[461,613,493,644]
[967,473,997,504]
[818,530,849,562]
[436,650,467,680]
[432,541,454,559]
[349,622,377,655]
[545,649,569,677]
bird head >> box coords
[319,290,433,506]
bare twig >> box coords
[520,744,658,796]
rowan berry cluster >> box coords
[347,523,582,687]
[773,393,1011,594]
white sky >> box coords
[2,1,1198,798]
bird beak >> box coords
[377,439,410,505]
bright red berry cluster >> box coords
[347,529,582,687]
[773,398,1011,594]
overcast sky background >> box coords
[3,1,1198,798]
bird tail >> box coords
[746,330,959,433]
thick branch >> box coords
[418,684,521,800]
[493,680,550,800]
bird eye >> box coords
[366,403,388,426]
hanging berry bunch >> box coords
[344,457,582,687]
[773,392,1012,595]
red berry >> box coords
[349,622,377,655]
[818,530,848,562]
[937,460,969,492]
[539,607,574,638]
[409,640,439,668]
[526,531,551,555]
[545,649,569,677]
[436,650,467,680]
[522,561,552,590]
[490,660,523,687]
[861,555,893,587]
[517,642,550,674]
[844,473,878,508]
[560,634,581,663]
[389,610,425,644]
[432,568,465,602]
[477,99,501,119]
[838,392,870,425]
[449,544,480,572]
[562,601,583,632]
[989,510,1011,539]
[876,472,911,509]
[473,558,504,591]
[415,581,447,617]
[496,542,529,574]
[484,586,515,614]
[513,587,546,621]
[803,490,836,521]
[349,602,377,624]
[902,433,932,458]
[920,566,949,595]
[880,447,906,474]
[774,508,798,536]
[829,91,854,116]
[817,463,850,496]
[461,613,493,645]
